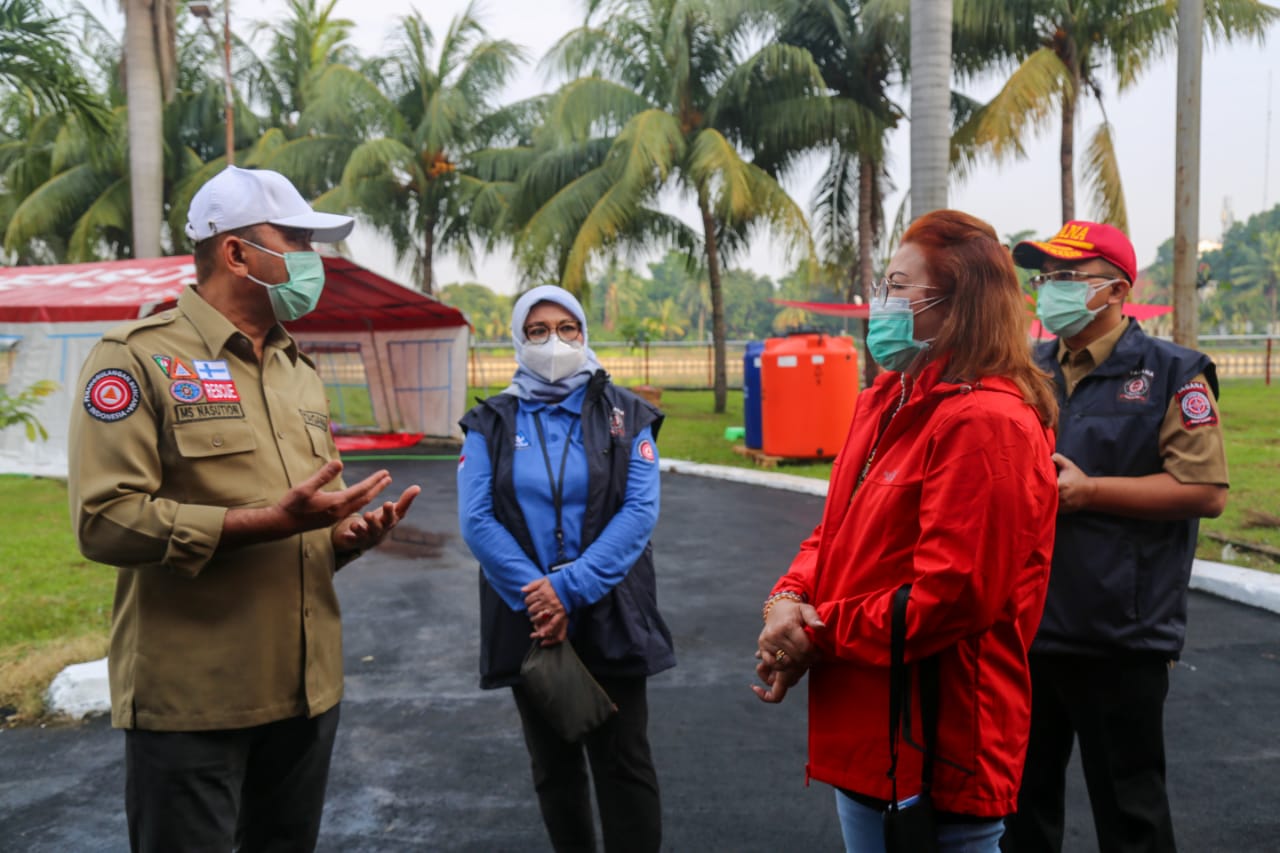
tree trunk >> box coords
[857,153,878,390]
[698,189,727,413]
[909,0,951,219]
[124,0,164,258]
[421,215,435,294]
[1060,77,1078,223]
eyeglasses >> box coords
[871,276,939,307]
[523,321,582,344]
[1028,270,1117,289]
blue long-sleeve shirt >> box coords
[457,384,660,615]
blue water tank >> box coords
[743,341,765,449]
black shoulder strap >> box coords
[886,584,940,805]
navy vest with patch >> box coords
[1033,321,1216,657]
[459,371,676,688]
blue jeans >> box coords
[835,788,1005,853]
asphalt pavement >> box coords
[2,457,1278,852]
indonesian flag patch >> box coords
[1175,381,1217,429]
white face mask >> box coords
[521,337,588,383]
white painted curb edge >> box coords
[44,460,1280,720]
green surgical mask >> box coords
[1035,280,1112,338]
[867,296,946,372]
[242,239,327,321]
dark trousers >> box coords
[124,704,340,853]
[1003,655,1175,853]
[512,674,661,853]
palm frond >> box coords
[1082,121,1128,233]
[68,176,130,260]
[952,47,1073,165]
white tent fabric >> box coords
[0,256,469,477]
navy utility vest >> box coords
[459,371,676,688]
[1033,321,1216,657]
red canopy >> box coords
[770,297,870,319]
[0,255,466,330]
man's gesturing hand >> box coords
[223,461,407,547]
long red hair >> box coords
[901,209,1058,428]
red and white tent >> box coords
[0,256,469,476]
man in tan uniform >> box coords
[1003,221,1228,853]
[68,166,420,853]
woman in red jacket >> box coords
[753,210,1059,852]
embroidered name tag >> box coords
[301,410,329,430]
[174,403,246,422]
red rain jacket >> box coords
[774,360,1058,817]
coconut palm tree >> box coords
[0,0,109,132]
[271,3,524,294]
[955,0,1279,230]
[909,0,951,217]
[245,0,360,131]
[1228,230,1280,333]
[121,0,176,258]
[504,0,817,411]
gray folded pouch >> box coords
[519,640,618,742]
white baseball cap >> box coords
[184,166,355,243]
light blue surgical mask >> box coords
[242,239,327,321]
[867,295,947,372]
[1034,279,1116,338]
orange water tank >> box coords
[760,334,859,459]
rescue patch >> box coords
[300,410,329,430]
[514,431,530,449]
[84,369,140,422]
[194,359,232,381]
[609,406,626,438]
[174,402,245,422]
[170,380,204,403]
[203,380,240,402]
[638,439,656,463]
[1176,382,1217,428]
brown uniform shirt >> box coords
[1057,317,1229,486]
[68,286,348,731]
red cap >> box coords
[1012,220,1137,283]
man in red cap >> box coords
[1003,221,1229,852]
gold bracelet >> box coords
[762,590,806,623]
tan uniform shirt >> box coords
[1058,318,1229,486]
[68,286,348,731]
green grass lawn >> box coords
[0,477,112,721]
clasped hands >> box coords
[523,576,568,646]
[752,598,825,704]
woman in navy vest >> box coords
[458,285,675,853]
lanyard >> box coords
[531,411,573,565]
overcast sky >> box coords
[90,0,1280,292]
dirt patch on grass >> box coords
[0,632,109,727]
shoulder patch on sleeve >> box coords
[84,368,141,422]
[637,438,656,463]
[1175,381,1218,429]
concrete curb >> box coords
[47,459,1280,719]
